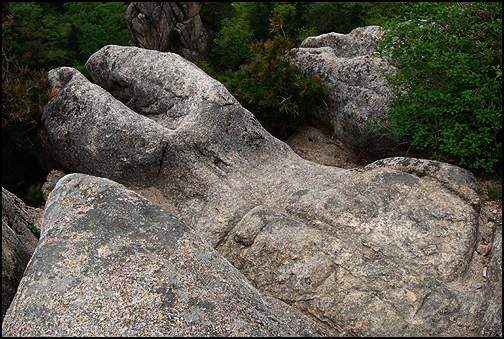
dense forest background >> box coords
[2,2,502,204]
[2,2,407,71]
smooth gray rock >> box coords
[33,45,499,336]
[1,173,321,336]
[299,26,388,58]
[39,66,170,185]
[292,26,404,158]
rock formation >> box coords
[40,169,66,206]
[125,2,212,62]
[10,45,501,336]
[2,188,42,321]
[2,174,321,336]
[291,26,405,159]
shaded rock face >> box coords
[2,174,321,336]
[31,45,501,336]
[125,2,212,62]
[291,26,404,159]
[41,169,66,206]
[2,188,41,321]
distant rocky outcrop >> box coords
[8,45,500,336]
[125,2,213,62]
[291,26,404,159]
[2,174,320,336]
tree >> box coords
[371,2,502,173]
[212,3,254,70]
[223,13,330,139]
[64,2,130,65]
[271,3,297,37]
[2,10,52,196]
[301,2,367,35]
[242,2,276,42]
[4,2,74,69]
[200,2,236,33]
[361,2,411,27]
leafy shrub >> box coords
[296,26,319,43]
[371,2,502,173]
[223,13,331,139]
[4,2,75,70]
[27,224,40,239]
[64,2,130,65]
[212,3,254,70]
[195,60,222,80]
[75,64,92,81]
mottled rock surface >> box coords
[31,45,501,336]
[291,26,404,158]
[2,174,321,336]
[2,188,41,321]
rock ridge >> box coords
[4,44,500,336]
[2,174,321,336]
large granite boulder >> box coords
[32,45,500,336]
[291,26,404,159]
[2,173,321,336]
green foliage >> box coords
[2,10,51,150]
[372,2,502,173]
[2,2,130,70]
[2,9,55,196]
[223,13,331,139]
[408,169,427,178]
[27,224,40,238]
[301,2,366,35]
[212,3,254,70]
[241,2,276,41]
[271,3,298,37]
[200,2,237,33]
[4,2,74,69]
[361,2,411,27]
[64,2,130,65]
[296,26,320,42]
[74,64,92,81]
[226,2,406,44]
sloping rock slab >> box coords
[34,45,500,336]
[1,174,321,336]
